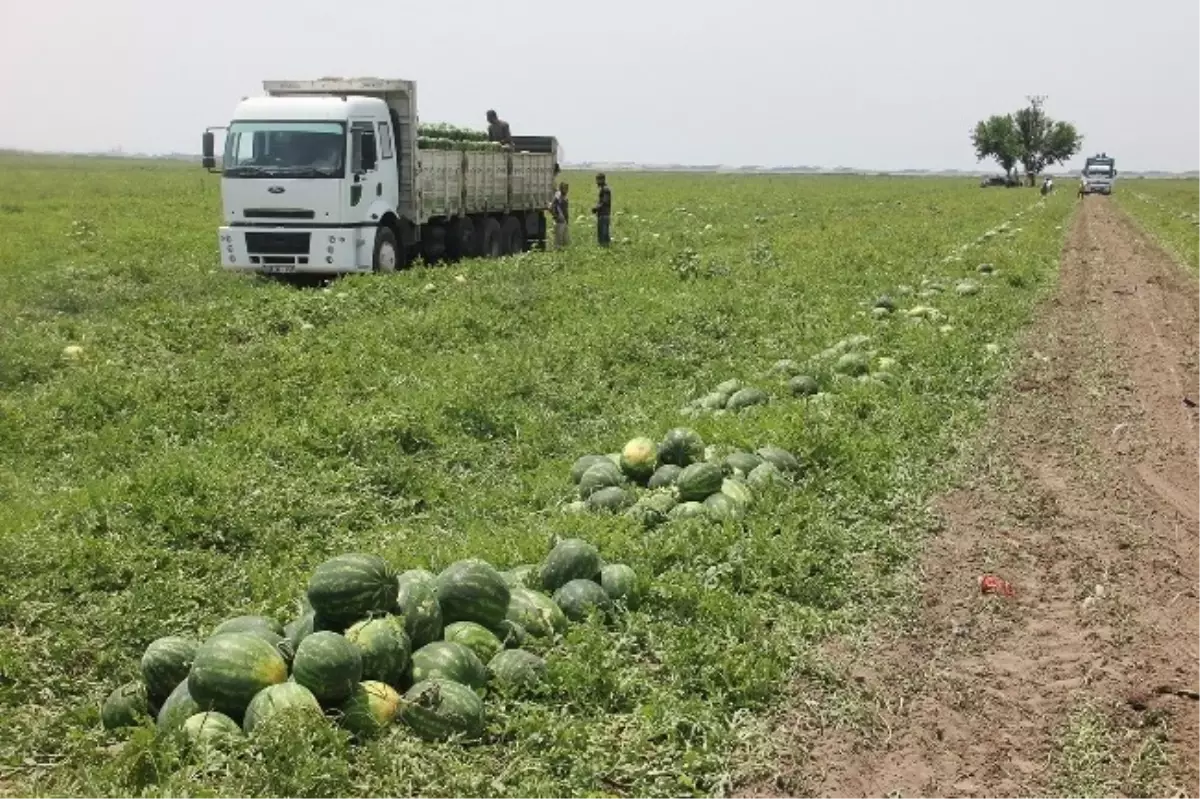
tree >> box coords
[971,114,1020,182]
[971,96,1083,186]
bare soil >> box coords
[750,197,1199,797]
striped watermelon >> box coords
[140,636,198,705]
[435,559,510,630]
[506,587,568,639]
[553,579,613,622]
[488,650,547,694]
[410,641,488,690]
[306,553,398,630]
[156,679,200,731]
[599,563,638,605]
[212,615,283,638]
[492,618,527,649]
[400,679,484,741]
[101,681,151,730]
[188,632,288,720]
[443,621,503,664]
[396,571,443,649]
[345,615,411,688]
[283,609,316,651]
[243,681,323,734]
[336,680,402,739]
[182,711,243,746]
[540,538,601,592]
[292,631,363,706]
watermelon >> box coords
[492,619,527,649]
[306,553,398,629]
[410,641,488,690]
[443,621,503,664]
[400,679,484,741]
[243,681,323,734]
[140,636,198,705]
[605,452,622,467]
[956,279,980,296]
[553,579,612,622]
[188,632,288,719]
[668,501,707,521]
[214,627,294,667]
[723,451,762,476]
[488,650,547,693]
[291,631,363,706]
[747,461,785,488]
[788,375,820,396]
[101,681,151,730]
[647,464,683,489]
[345,615,411,687]
[182,711,242,746]
[156,679,200,731]
[336,680,402,739]
[569,454,610,484]
[873,295,896,311]
[713,379,743,400]
[586,486,635,512]
[618,437,658,483]
[540,538,601,592]
[502,564,537,589]
[658,428,706,466]
[396,571,443,649]
[721,478,754,507]
[770,358,803,376]
[624,502,666,529]
[563,500,589,515]
[436,559,510,629]
[640,489,679,516]
[578,461,624,500]
[676,462,725,502]
[697,392,727,411]
[599,564,638,605]
[756,445,803,475]
[506,587,568,638]
[726,387,769,410]
[704,492,743,521]
[283,610,316,651]
[833,352,870,376]
[212,615,283,638]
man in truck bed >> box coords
[485,110,513,147]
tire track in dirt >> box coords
[746,196,1199,797]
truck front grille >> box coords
[245,231,311,255]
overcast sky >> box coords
[1,0,1196,171]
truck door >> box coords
[349,120,380,214]
[375,118,401,212]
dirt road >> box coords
[757,197,1199,797]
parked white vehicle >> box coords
[1080,153,1116,196]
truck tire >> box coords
[449,217,477,261]
[373,227,399,273]
[422,224,447,265]
[500,215,524,255]
[478,217,503,258]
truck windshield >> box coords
[1085,165,1114,177]
[223,121,345,178]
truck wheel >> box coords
[478,217,503,258]
[422,225,447,265]
[500,215,524,255]
[373,227,399,273]
[450,217,477,260]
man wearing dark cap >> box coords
[485,110,513,148]
[592,173,612,247]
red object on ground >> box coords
[979,574,1016,597]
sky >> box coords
[1,0,1197,172]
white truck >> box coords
[1080,153,1117,196]
[201,78,561,275]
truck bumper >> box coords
[1083,184,1112,195]
[218,226,372,274]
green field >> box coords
[0,154,1076,796]
[1115,178,1200,269]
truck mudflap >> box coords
[219,226,369,274]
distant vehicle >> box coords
[201,78,561,276]
[979,175,1019,188]
[1080,153,1117,196]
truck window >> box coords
[351,122,377,172]
[378,122,393,159]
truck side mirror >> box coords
[201,131,216,170]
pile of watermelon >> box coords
[681,379,771,416]
[100,539,636,747]
[566,426,803,525]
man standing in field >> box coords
[486,110,513,148]
[592,173,612,247]
[550,182,570,249]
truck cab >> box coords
[1081,153,1117,196]
[203,78,559,276]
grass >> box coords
[1051,702,1172,799]
[1114,178,1200,270]
[0,153,1075,796]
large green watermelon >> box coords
[292,631,363,706]
[658,428,705,467]
[618,437,658,483]
[283,610,316,651]
[569,454,610,484]
[668,501,707,521]
[488,650,547,694]
[491,618,527,649]
[506,587,568,639]
[726,387,769,410]
[676,462,725,502]
[211,615,283,638]
[540,538,602,592]
[756,445,803,475]
[306,553,398,630]
[747,461,785,487]
[704,492,744,521]
[410,641,488,690]
[586,485,635,512]
[721,478,754,508]
[396,570,443,649]
[401,679,484,741]
[345,615,411,688]
[443,621,503,664]
[243,681,323,734]
[156,679,200,731]
[553,579,612,622]
[140,636,198,705]
[101,681,151,730]
[182,711,243,746]
[436,559,510,629]
[188,632,288,720]
[578,461,624,500]
[212,627,294,668]
[336,680,402,739]
[647,464,683,489]
[788,375,820,396]
[599,564,638,605]
[723,451,762,476]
